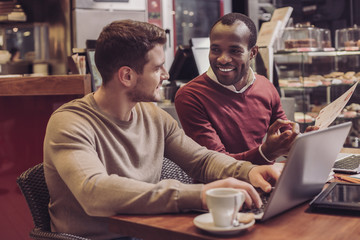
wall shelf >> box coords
[0,74,91,96]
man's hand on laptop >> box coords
[201,178,263,210]
[248,164,281,193]
[261,119,300,161]
[201,165,280,210]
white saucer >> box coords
[193,213,255,235]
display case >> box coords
[274,50,360,147]
[335,25,360,50]
[278,25,334,52]
[281,26,323,51]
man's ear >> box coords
[117,66,136,87]
[249,45,259,60]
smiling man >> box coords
[43,20,281,240]
[175,13,300,165]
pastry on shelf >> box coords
[344,41,357,47]
[321,78,333,86]
[324,71,344,78]
[342,110,358,118]
[279,79,302,87]
[343,71,355,79]
[346,103,360,112]
[308,75,325,81]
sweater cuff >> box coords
[243,147,274,165]
[259,144,274,163]
[234,161,257,182]
[177,183,204,211]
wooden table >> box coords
[109,148,360,240]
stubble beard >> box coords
[127,86,160,103]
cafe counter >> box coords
[0,74,91,175]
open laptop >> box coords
[249,121,352,221]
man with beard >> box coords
[175,13,312,165]
[43,20,280,240]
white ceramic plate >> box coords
[193,213,255,235]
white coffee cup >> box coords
[206,188,245,228]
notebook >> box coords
[249,122,352,221]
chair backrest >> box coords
[17,164,93,240]
[161,158,193,184]
[16,163,51,231]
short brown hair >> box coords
[95,20,166,85]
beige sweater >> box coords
[43,93,255,240]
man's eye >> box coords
[231,49,242,54]
[211,48,220,53]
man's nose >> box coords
[161,70,170,80]
[218,53,232,64]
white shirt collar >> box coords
[206,67,255,93]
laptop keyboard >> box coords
[333,155,360,170]
[241,190,271,217]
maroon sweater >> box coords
[175,73,288,165]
